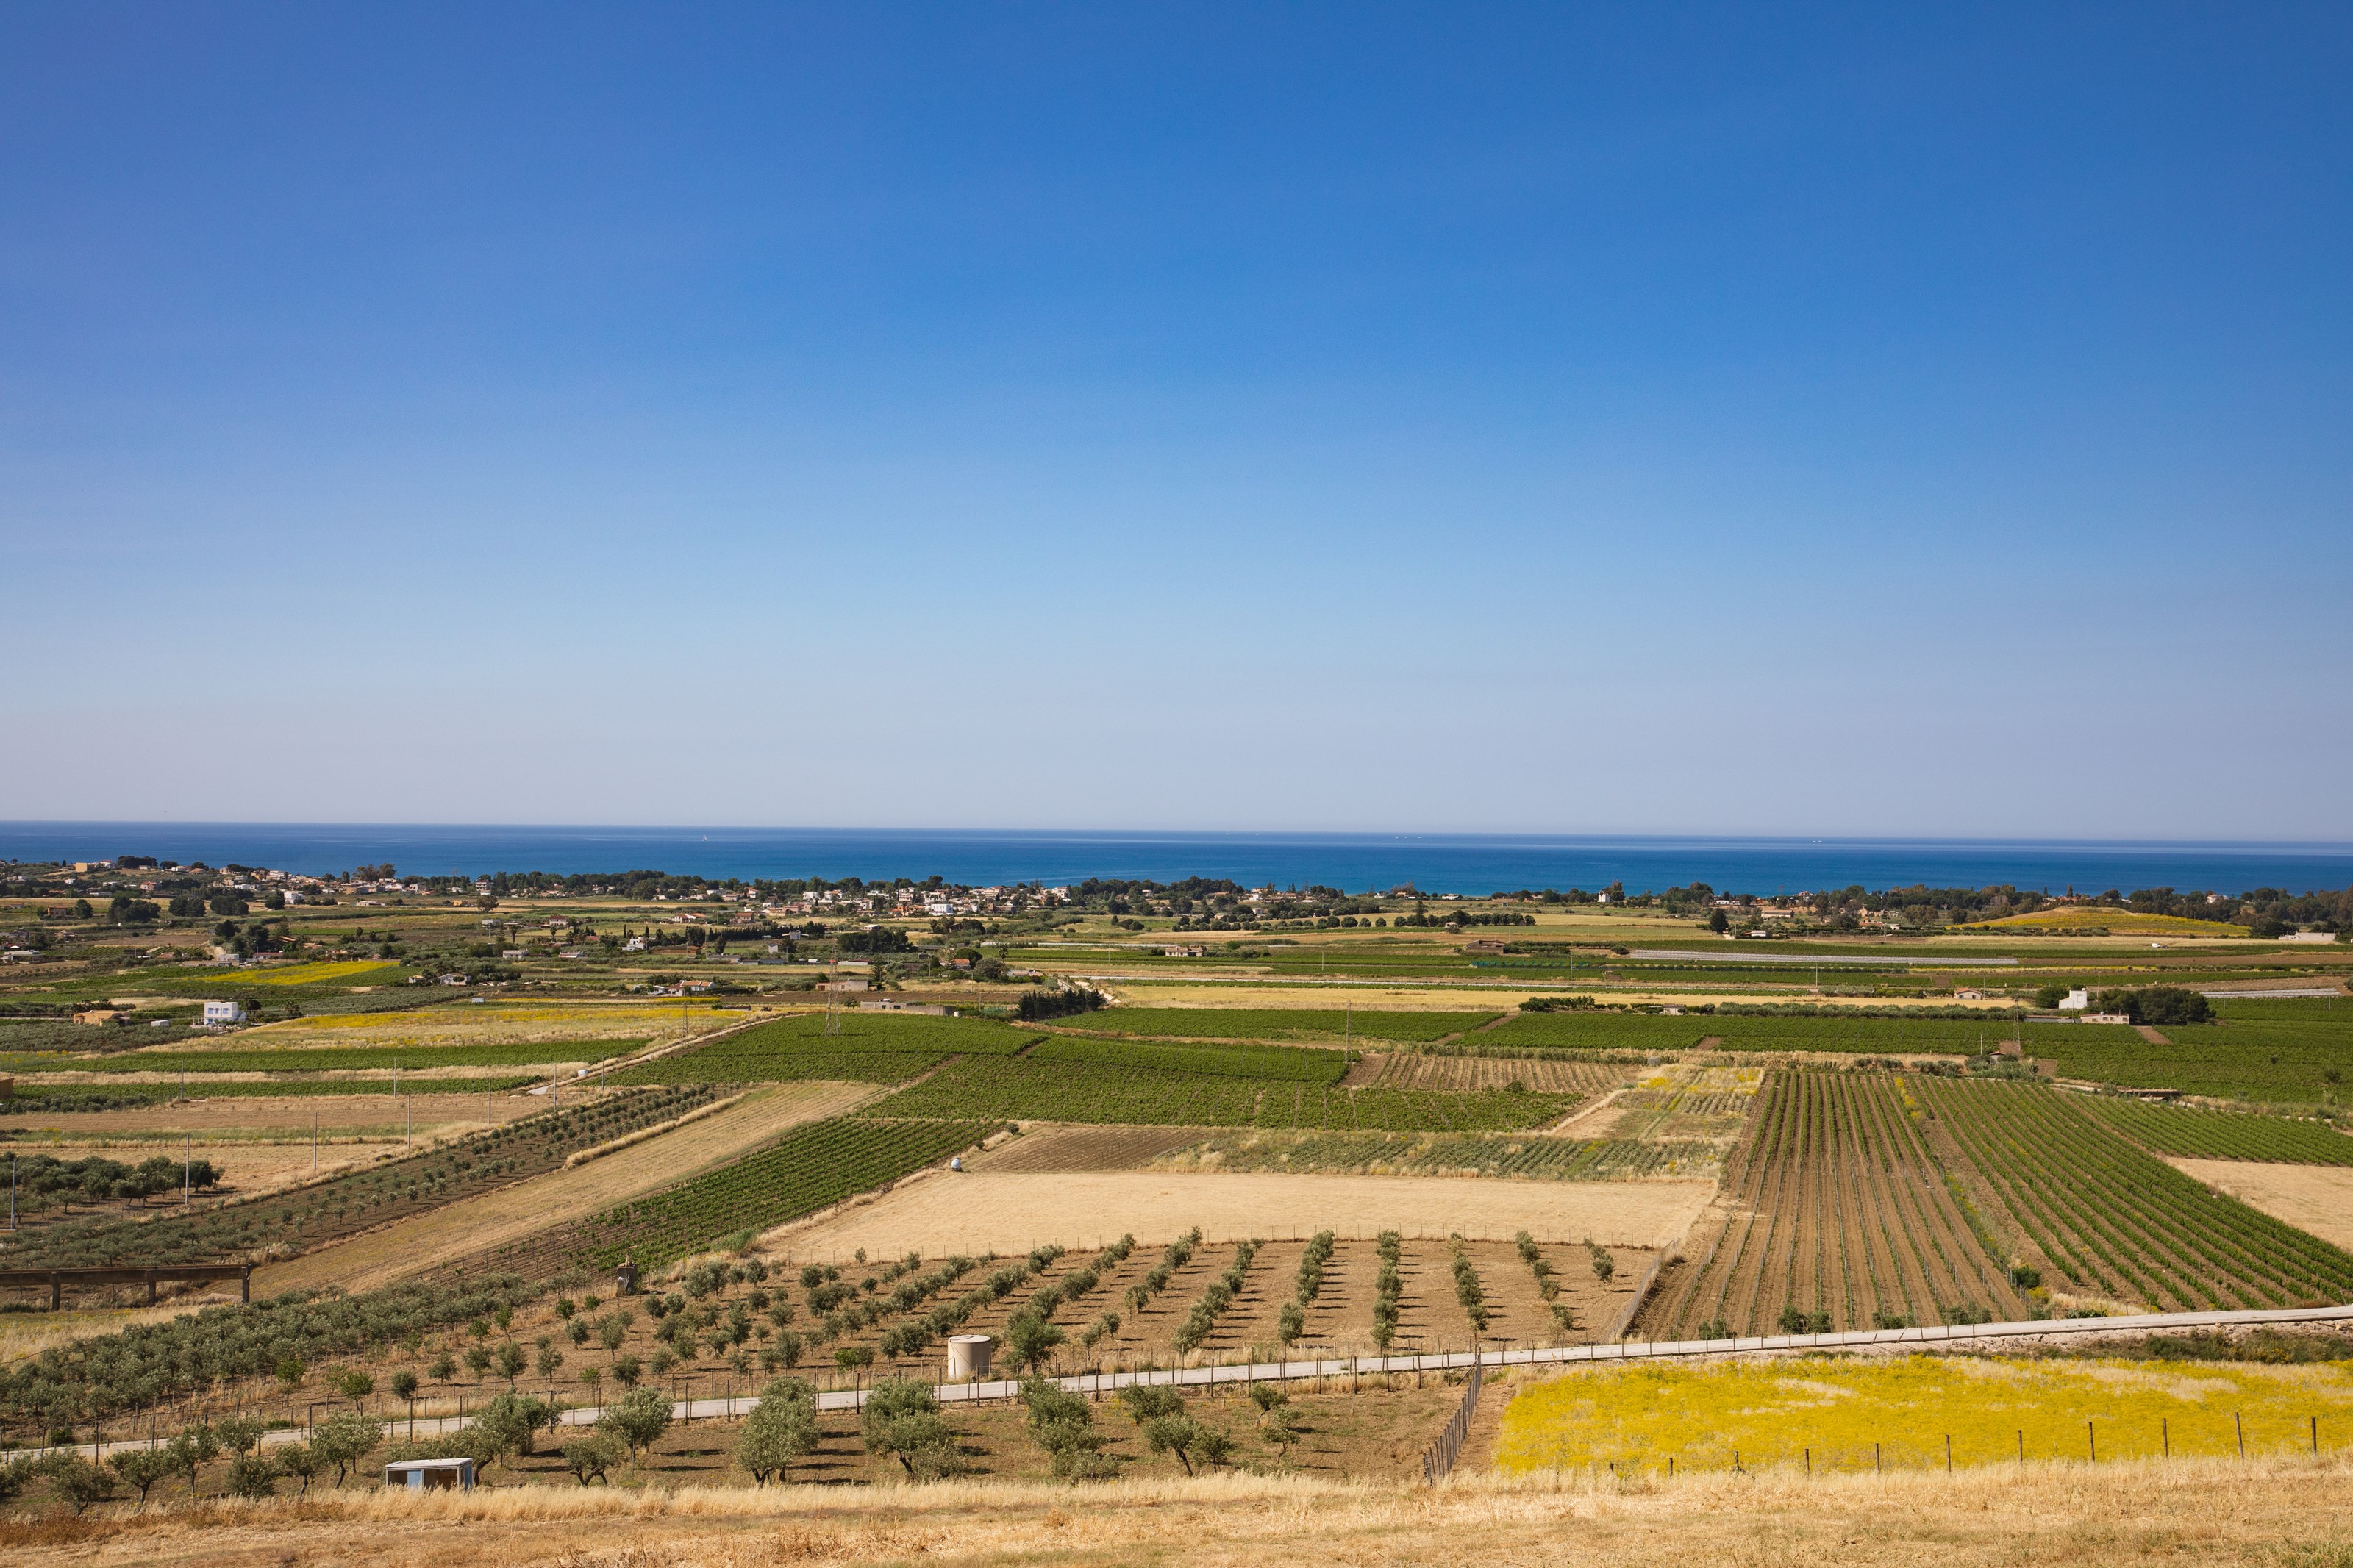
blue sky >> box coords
[4,4,2349,837]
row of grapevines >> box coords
[585,1116,993,1270]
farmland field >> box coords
[0,1085,715,1271]
[21,1038,644,1074]
[1145,1129,1722,1181]
[1064,1007,1497,1042]
[1646,1069,2023,1337]
[1709,1016,2118,1055]
[1368,1053,1632,1093]
[254,1082,872,1293]
[1029,1034,1348,1083]
[238,959,404,986]
[604,1011,1039,1085]
[583,1114,996,1269]
[1915,1076,2353,1310]
[2035,1020,2353,1103]
[1495,1354,2353,1475]
[859,1056,1578,1131]
[1474,1012,1707,1053]
[2081,1096,2353,1164]
[768,1169,1713,1261]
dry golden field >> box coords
[7,1456,2349,1568]
[763,1169,1716,1260]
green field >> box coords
[1474,1012,1707,1053]
[2081,1096,2353,1165]
[2033,1020,2353,1103]
[1027,1034,1348,1083]
[603,1012,1038,1085]
[583,1115,995,1269]
[1709,1016,2125,1055]
[1063,1006,1496,1042]
[860,1056,1574,1131]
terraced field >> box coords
[1061,1007,1496,1042]
[1144,1129,1721,1181]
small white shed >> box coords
[385,1456,476,1491]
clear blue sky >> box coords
[4,4,2348,837]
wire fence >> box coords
[1421,1360,1482,1483]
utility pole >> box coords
[313,1109,319,1175]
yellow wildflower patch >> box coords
[1492,1354,2353,1475]
[243,960,401,986]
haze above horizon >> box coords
[4,5,2348,838]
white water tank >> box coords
[946,1334,994,1379]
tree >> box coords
[165,1424,221,1496]
[464,1345,493,1381]
[429,1353,457,1384]
[390,1370,420,1403]
[1707,908,1729,934]
[597,1386,674,1459]
[226,1452,279,1500]
[474,1393,559,1463]
[338,1370,375,1404]
[1141,1413,1224,1475]
[275,1442,323,1495]
[39,1454,117,1514]
[217,1414,268,1456]
[562,1431,626,1486]
[738,1378,820,1483]
[311,1410,382,1486]
[1021,1376,1115,1481]
[108,1447,173,1505]
[598,1316,629,1358]
[536,1345,565,1380]
[1003,1309,1065,1375]
[860,1377,960,1480]
[494,1342,527,1385]
[0,1455,32,1506]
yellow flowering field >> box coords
[244,959,401,986]
[1493,1353,2353,1475]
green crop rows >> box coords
[1065,1007,1496,1042]
[1027,1034,1347,1084]
[2080,1097,2353,1166]
[0,1086,714,1270]
[858,1056,1574,1131]
[2034,1020,2353,1103]
[603,1012,1038,1086]
[1474,1013,1707,1053]
[585,1115,993,1270]
[27,1039,646,1075]
[1709,1017,2120,1055]
[1913,1076,2353,1311]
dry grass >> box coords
[7,1455,2350,1567]
[762,1170,1717,1260]
[254,1082,871,1294]
[2171,1158,2353,1250]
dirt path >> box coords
[253,1081,871,1294]
[2135,1025,2172,1045]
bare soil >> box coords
[765,1171,1715,1264]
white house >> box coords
[201,1000,247,1027]
[2057,989,2090,1011]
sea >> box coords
[2,824,2349,898]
